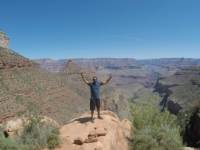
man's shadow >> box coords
[72,117,92,124]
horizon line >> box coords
[33,57,200,61]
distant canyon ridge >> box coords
[35,58,200,73]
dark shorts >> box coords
[90,98,100,111]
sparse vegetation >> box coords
[18,115,61,150]
[130,98,184,150]
[0,127,26,150]
[0,114,60,150]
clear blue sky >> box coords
[0,0,200,59]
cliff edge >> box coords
[55,111,133,150]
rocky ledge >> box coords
[55,111,133,150]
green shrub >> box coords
[18,115,61,150]
[47,128,61,150]
[0,136,19,150]
[0,111,60,150]
[130,99,184,150]
[133,125,183,150]
[0,128,27,150]
[131,100,179,130]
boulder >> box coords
[2,118,26,137]
[74,137,84,145]
[96,127,107,136]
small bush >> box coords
[0,110,60,150]
[131,100,179,130]
[0,128,26,150]
[130,99,184,150]
[47,128,60,150]
[0,137,19,150]
[133,125,183,150]
[18,115,61,150]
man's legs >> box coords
[90,99,95,120]
[97,107,100,118]
[91,110,94,119]
[96,99,102,119]
[90,98,102,119]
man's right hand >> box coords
[80,72,90,84]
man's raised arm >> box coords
[101,74,112,85]
[81,72,90,84]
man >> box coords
[81,73,112,120]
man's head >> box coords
[92,76,98,82]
